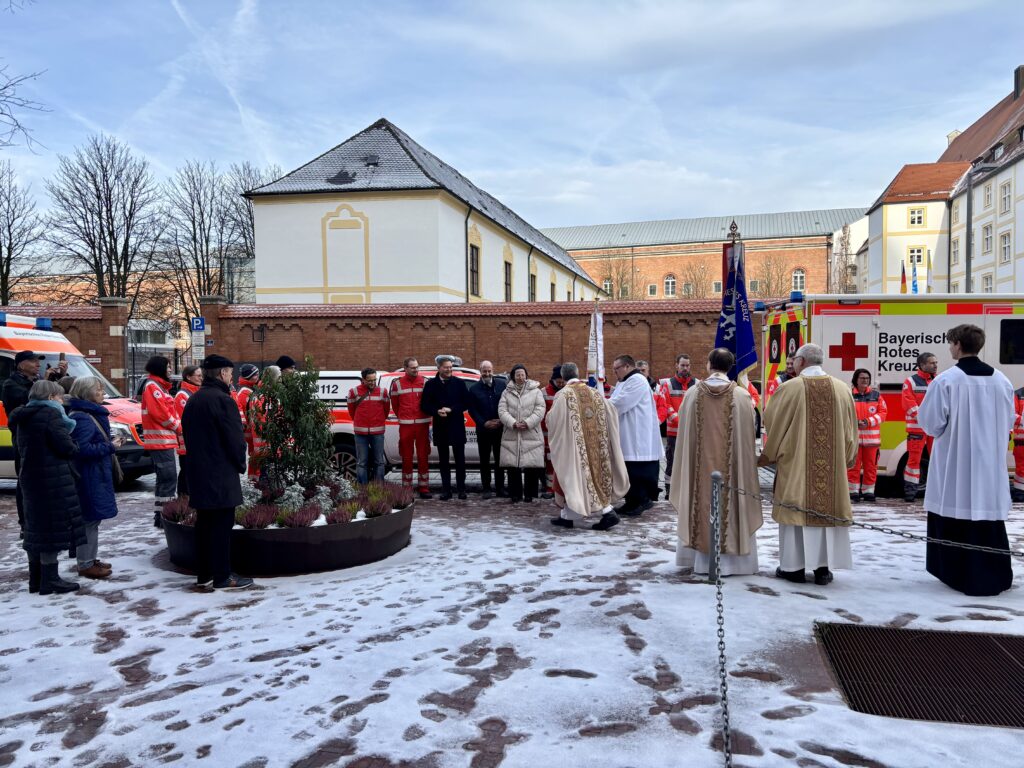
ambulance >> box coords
[761,293,1024,490]
[0,313,152,484]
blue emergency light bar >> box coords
[0,313,53,330]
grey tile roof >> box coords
[247,119,596,286]
[542,207,868,251]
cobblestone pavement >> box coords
[0,477,1022,767]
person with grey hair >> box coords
[8,380,86,594]
[67,376,124,579]
[761,343,858,586]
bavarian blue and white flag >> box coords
[911,259,919,294]
[714,241,758,380]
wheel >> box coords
[333,441,357,481]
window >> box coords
[682,282,694,296]
[951,238,960,265]
[983,224,993,253]
[952,202,960,224]
[713,280,723,293]
[529,273,537,302]
[792,268,806,292]
[749,279,760,293]
[951,282,959,293]
[994,144,1005,160]
[1001,231,1012,263]
[469,244,480,297]
[999,319,1024,364]
[908,208,925,226]
[619,284,629,298]
[1001,182,1012,213]
[908,246,923,265]
[567,290,572,301]
[984,183,993,208]
[550,282,556,301]
[982,274,993,293]
[602,278,612,295]
[503,262,513,302]
[647,283,657,297]
[664,274,676,297]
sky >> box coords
[2,0,1023,228]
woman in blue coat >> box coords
[67,377,123,579]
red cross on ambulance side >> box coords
[829,332,869,371]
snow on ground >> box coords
[0,477,1022,768]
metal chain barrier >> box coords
[728,482,1024,559]
[710,471,732,767]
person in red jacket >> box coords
[235,363,260,466]
[657,353,699,496]
[389,357,432,498]
[141,355,180,527]
[348,367,390,485]
[540,365,565,497]
[174,365,201,497]
[848,368,887,502]
[765,356,796,401]
[1013,387,1024,503]
[902,352,937,502]
[248,366,280,478]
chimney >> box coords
[1016,64,1024,100]
[947,129,962,146]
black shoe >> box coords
[813,567,834,586]
[540,492,554,500]
[496,489,508,498]
[850,493,861,503]
[419,491,433,500]
[457,492,468,500]
[481,490,494,500]
[213,574,254,590]
[1012,489,1024,503]
[39,563,80,595]
[775,566,806,584]
[591,512,621,531]
[524,496,536,504]
[663,484,671,498]
[439,493,453,501]
[154,509,164,529]
[550,517,574,528]
[28,555,40,594]
[620,501,651,518]
[903,484,918,503]
[862,493,876,503]
[509,497,521,504]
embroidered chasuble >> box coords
[548,381,629,518]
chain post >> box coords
[710,471,732,766]
[709,471,723,584]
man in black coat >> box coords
[420,355,470,500]
[182,355,253,590]
[3,350,45,531]
[467,360,507,499]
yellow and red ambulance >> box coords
[762,294,1024,489]
[0,313,152,484]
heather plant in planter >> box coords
[386,483,415,510]
[277,502,322,528]
[162,497,196,526]
[236,504,279,530]
[327,500,359,525]
[364,496,393,519]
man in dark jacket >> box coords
[3,350,45,531]
[421,355,470,500]
[468,360,507,499]
[182,355,252,591]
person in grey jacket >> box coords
[498,364,546,503]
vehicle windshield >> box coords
[37,354,123,398]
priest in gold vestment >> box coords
[547,362,630,531]
[761,343,858,586]
[670,348,763,575]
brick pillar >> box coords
[97,297,130,389]
[199,295,228,362]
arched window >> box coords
[792,268,806,292]
[664,274,677,297]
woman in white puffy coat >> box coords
[498,364,547,503]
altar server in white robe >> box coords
[918,323,1016,596]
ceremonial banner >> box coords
[586,301,605,387]
[714,241,757,380]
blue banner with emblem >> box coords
[714,241,758,380]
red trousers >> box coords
[399,423,430,492]
[1014,442,1024,491]
[905,432,933,487]
[847,445,879,495]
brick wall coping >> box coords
[220,299,725,319]
[0,305,103,320]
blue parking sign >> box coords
[190,317,206,332]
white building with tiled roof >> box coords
[246,119,600,305]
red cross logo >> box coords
[829,332,869,371]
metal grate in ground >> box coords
[815,622,1024,728]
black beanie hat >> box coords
[201,354,235,370]
[550,364,563,383]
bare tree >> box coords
[157,159,239,321]
[45,135,164,300]
[751,252,789,298]
[595,256,654,300]
[830,224,855,294]
[0,64,46,150]
[223,161,281,302]
[679,259,711,299]
[0,159,43,303]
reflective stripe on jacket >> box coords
[347,384,390,434]
[853,386,887,446]
[901,371,932,434]
[389,375,430,425]
[141,375,179,450]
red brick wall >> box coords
[200,299,751,384]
